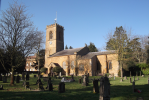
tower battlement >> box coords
[46,23,64,29]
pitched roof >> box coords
[49,47,84,57]
[82,50,117,59]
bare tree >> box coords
[0,2,43,85]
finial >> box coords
[54,12,57,23]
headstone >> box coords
[140,71,141,76]
[3,76,7,83]
[142,75,144,77]
[133,76,135,82]
[79,78,81,84]
[114,76,115,80]
[0,85,3,90]
[26,73,29,80]
[132,81,135,93]
[58,82,65,93]
[34,75,36,78]
[71,75,74,80]
[93,80,99,93]
[22,72,25,80]
[59,72,61,77]
[99,76,110,100]
[0,75,2,81]
[130,71,131,77]
[82,75,88,86]
[124,76,127,80]
[25,82,29,89]
[129,78,131,83]
[16,75,20,83]
[120,78,123,82]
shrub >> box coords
[53,66,62,75]
[40,67,47,73]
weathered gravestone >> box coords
[46,79,53,91]
[22,72,25,80]
[99,76,110,100]
[58,82,65,93]
[26,73,29,80]
[0,85,3,90]
[124,76,127,80]
[79,78,81,84]
[0,75,2,81]
[132,81,135,93]
[93,80,99,93]
[129,77,131,83]
[16,75,20,83]
[3,76,7,83]
[82,75,88,86]
[25,82,29,89]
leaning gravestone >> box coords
[99,76,110,100]
[58,82,65,93]
[3,76,7,83]
[0,75,2,81]
[93,80,99,93]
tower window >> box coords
[50,31,53,39]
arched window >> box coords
[63,61,66,69]
[79,64,84,72]
[71,61,74,69]
[108,61,112,69]
[49,31,53,39]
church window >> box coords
[49,31,53,39]
[63,61,66,69]
[79,64,84,71]
[71,61,74,69]
[108,61,112,70]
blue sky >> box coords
[1,0,149,51]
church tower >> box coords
[45,23,64,57]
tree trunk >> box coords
[120,61,123,78]
[10,68,14,84]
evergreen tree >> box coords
[65,45,68,49]
[87,42,98,52]
[69,46,73,49]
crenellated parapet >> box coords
[46,23,64,29]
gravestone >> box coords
[99,76,110,100]
[46,79,53,91]
[59,72,61,77]
[0,85,3,90]
[93,80,99,93]
[79,78,81,84]
[142,75,144,77]
[114,76,115,80]
[124,76,127,80]
[26,73,29,80]
[130,71,131,77]
[129,78,131,83]
[133,76,135,82]
[22,72,25,80]
[132,81,135,93]
[0,75,2,81]
[71,75,74,80]
[120,78,123,82]
[25,82,29,89]
[3,76,7,83]
[82,75,88,86]
[16,75,20,83]
[58,82,65,93]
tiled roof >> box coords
[49,47,84,57]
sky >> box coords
[1,0,149,51]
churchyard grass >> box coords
[0,75,149,100]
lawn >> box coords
[0,74,149,100]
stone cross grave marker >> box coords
[99,76,110,100]
[58,82,65,93]
[129,77,131,83]
[93,79,99,93]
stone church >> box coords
[45,23,119,76]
